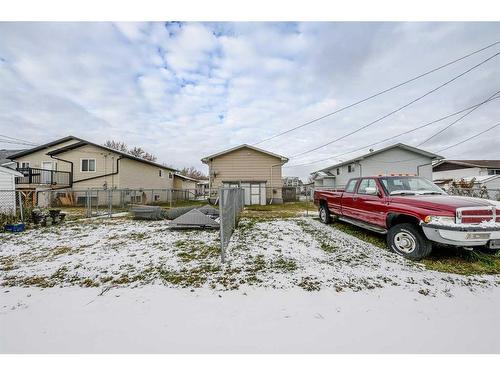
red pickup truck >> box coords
[314,176,500,260]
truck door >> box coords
[339,178,360,218]
[352,178,387,227]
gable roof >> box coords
[201,144,288,163]
[315,143,443,174]
[1,149,24,166]
[173,173,200,182]
[0,165,23,177]
[433,159,500,169]
[8,136,177,172]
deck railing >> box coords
[16,167,71,186]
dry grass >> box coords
[242,201,316,219]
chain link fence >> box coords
[219,187,244,262]
[0,190,36,228]
[446,187,500,201]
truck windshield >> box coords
[379,176,445,196]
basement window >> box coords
[81,159,96,172]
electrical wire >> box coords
[254,40,500,145]
[289,50,500,159]
[284,92,500,168]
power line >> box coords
[0,138,38,147]
[416,89,500,146]
[254,40,500,146]
[284,93,500,168]
[0,134,38,147]
[360,121,500,164]
[289,50,500,159]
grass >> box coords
[324,219,500,276]
[242,201,316,219]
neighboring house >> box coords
[433,160,500,187]
[201,144,288,205]
[196,180,209,196]
[0,166,23,215]
[0,149,24,168]
[461,175,500,191]
[173,173,199,191]
[8,136,177,204]
[312,143,442,188]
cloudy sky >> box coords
[1,22,499,179]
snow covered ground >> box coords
[1,216,499,353]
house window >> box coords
[168,172,173,179]
[336,168,340,175]
[159,169,163,178]
[81,159,96,172]
[488,169,500,175]
[20,162,30,169]
[154,194,160,201]
[348,164,355,173]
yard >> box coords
[1,203,499,353]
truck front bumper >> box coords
[422,224,500,248]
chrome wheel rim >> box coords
[394,232,416,253]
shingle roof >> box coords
[434,160,500,169]
[7,136,177,171]
[315,143,443,174]
[0,149,25,166]
[201,144,288,163]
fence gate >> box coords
[219,187,244,262]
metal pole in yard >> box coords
[18,191,24,223]
[220,188,225,263]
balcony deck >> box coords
[16,167,71,187]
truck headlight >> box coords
[424,216,455,225]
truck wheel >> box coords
[387,223,432,260]
[319,203,332,224]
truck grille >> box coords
[456,206,499,224]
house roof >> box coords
[173,173,199,182]
[8,136,177,172]
[0,165,23,177]
[462,175,500,184]
[201,144,288,163]
[315,143,443,174]
[433,159,500,169]
[1,149,25,166]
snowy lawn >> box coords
[1,215,499,353]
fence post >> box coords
[18,191,24,223]
[219,188,225,263]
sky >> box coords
[0,22,499,180]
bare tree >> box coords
[104,140,128,152]
[179,166,207,180]
[103,141,158,162]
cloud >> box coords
[0,22,499,180]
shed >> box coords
[0,166,23,215]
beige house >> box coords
[8,136,177,204]
[201,144,288,205]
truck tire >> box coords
[387,223,432,260]
[319,203,332,224]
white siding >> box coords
[323,148,435,188]
[433,167,483,181]
[0,170,16,215]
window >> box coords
[159,169,163,178]
[81,159,96,172]
[357,178,378,195]
[154,194,160,201]
[488,169,500,175]
[344,179,358,193]
[168,172,173,179]
[348,164,355,173]
[336,168,340,175]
